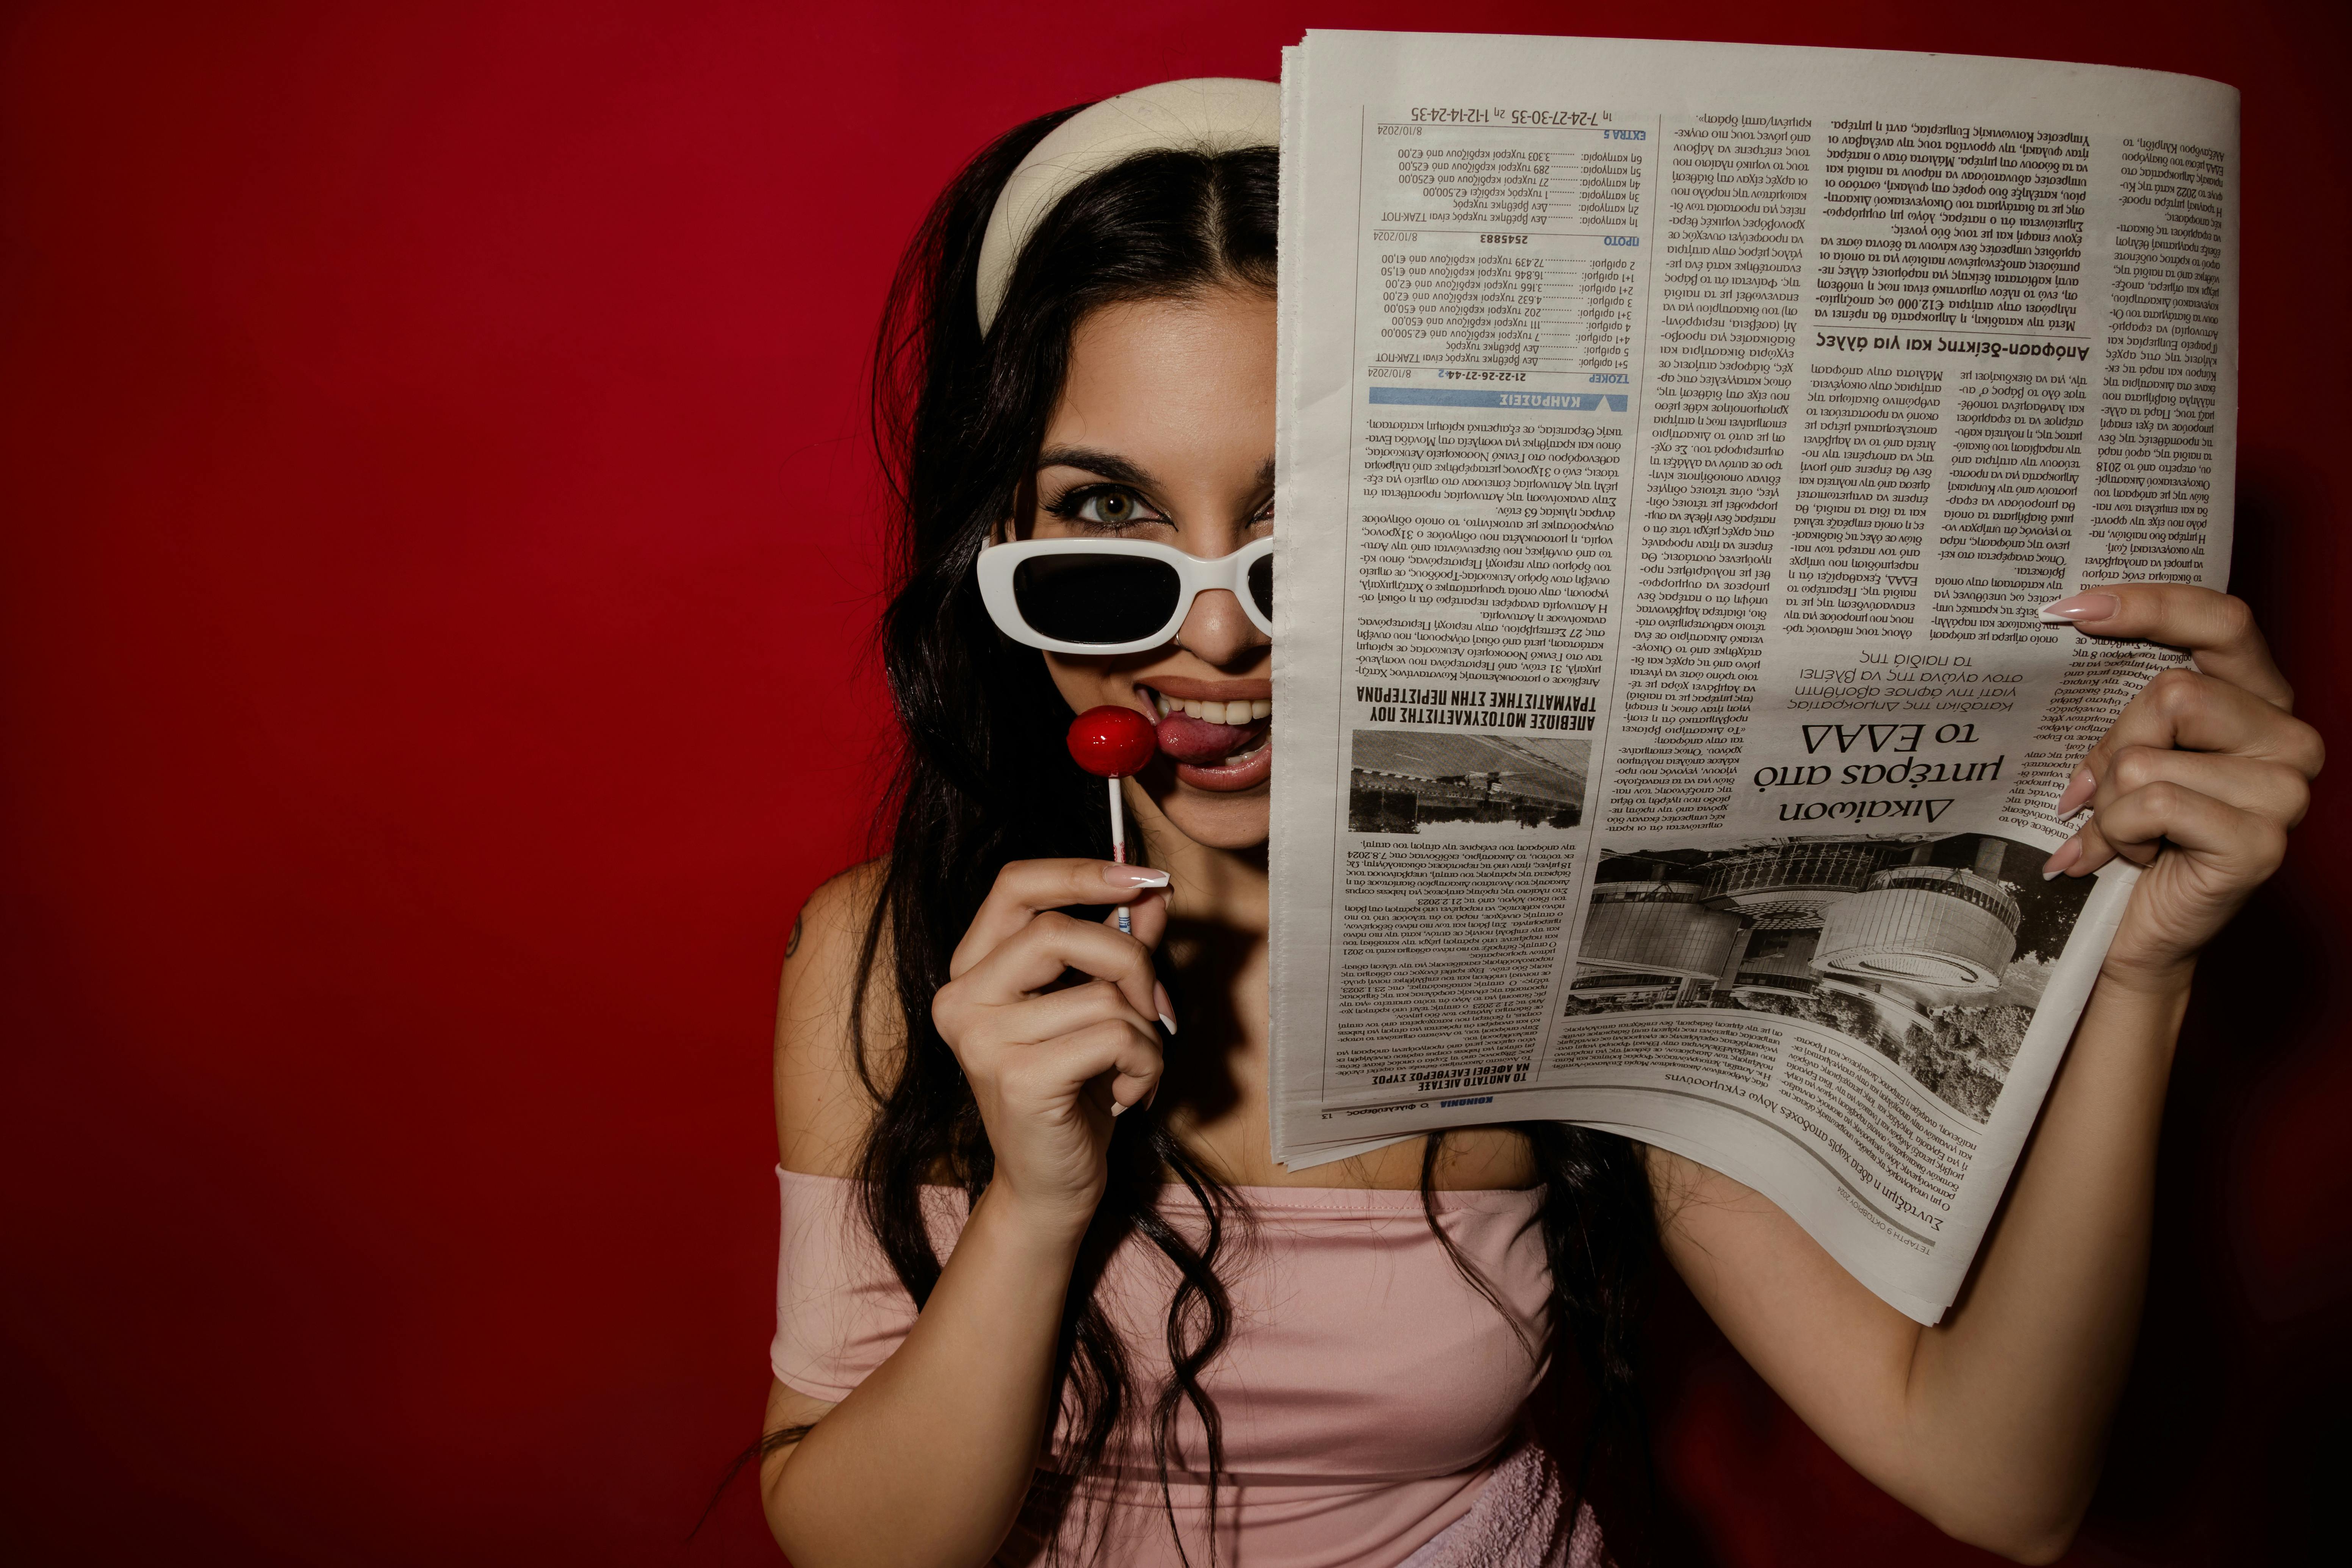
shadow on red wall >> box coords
[2,3,2343,1563]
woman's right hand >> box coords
[930,859,1174,1239]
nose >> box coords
[1175,584,1264,668]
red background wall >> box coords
[2,3,2343,1562]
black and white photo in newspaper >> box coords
[1270,31,2236,1318]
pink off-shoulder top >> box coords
[770,1166,1569,1567]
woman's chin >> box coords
[1164,801,1271,851]
[1150,749,1272,850]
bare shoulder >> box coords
[775,859,900,1177]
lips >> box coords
[1172,731,1273,792]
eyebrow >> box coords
[1035,446,1162,491]
[1036,446,1280,497]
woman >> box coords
[756,80,2320,1567]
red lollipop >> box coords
[1067,704,1158,779]
[1068,705,1158,932]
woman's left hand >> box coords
[2042,584,2323,991]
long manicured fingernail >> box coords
[2037,592,2122,625]
[2054,766,2097,816]
[1111,1100,1128,1117]
[1102,866,1170,889]
[1154,982,1177,1035]
[2042,834,2083,880]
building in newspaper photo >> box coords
[1565,833,2096,1122]
[1348,731,1591,836]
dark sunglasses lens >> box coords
[1011,553,1182,645]
[1248,554,1273,621]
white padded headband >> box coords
[974,77,1280,333]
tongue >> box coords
[1157,711,1258,765]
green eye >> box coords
[1044,482,1157,529]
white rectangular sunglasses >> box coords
[975,537,1275,654]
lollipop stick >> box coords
[1066,705,1152,939]
[1108,776,1131,935]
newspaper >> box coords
[1269,31,2237,1321]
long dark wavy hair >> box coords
[756,105,1659,1565]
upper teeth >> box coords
[1151,690,1271,725]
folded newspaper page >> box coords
[1269,31,2237,1321]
